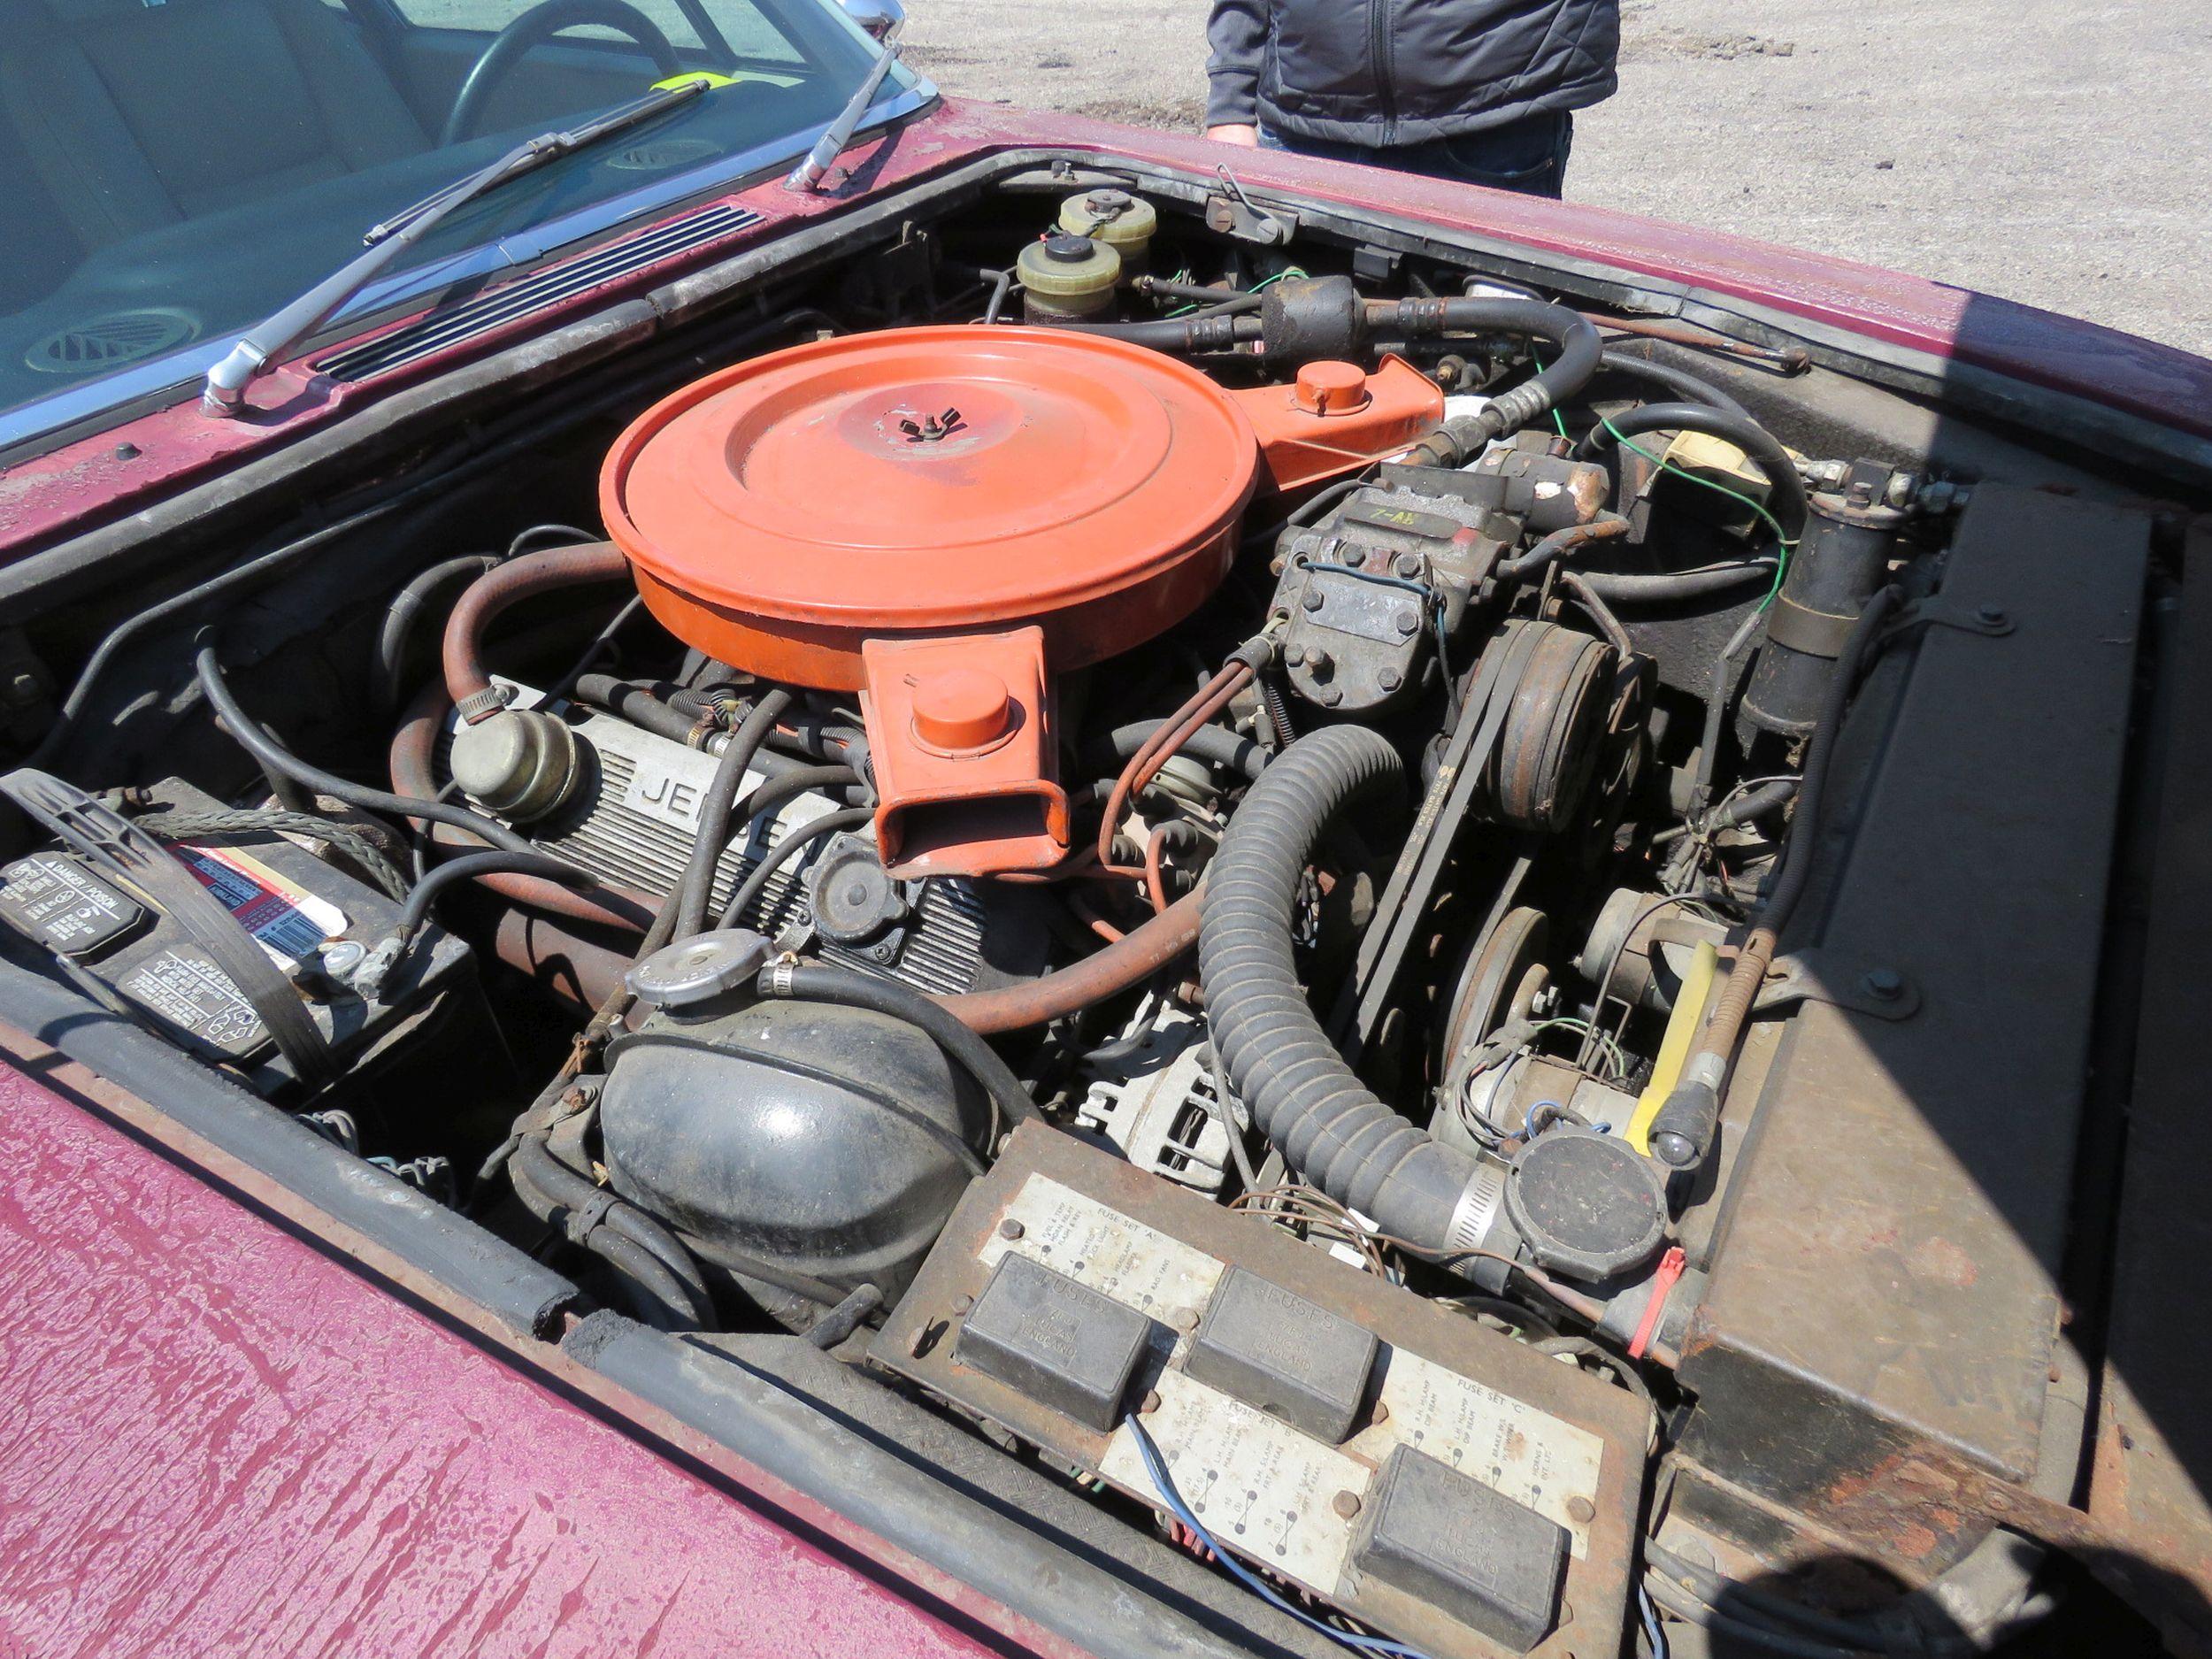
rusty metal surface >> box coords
[878,1123,1651,1659]
[0,1048,1007,1659]
[2085,515,2212,1655]
[1676,485,2150,1579]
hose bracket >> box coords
[1755,948,1922,1019]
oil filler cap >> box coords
[1503,1126,1668,1281]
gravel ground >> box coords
[904,0,2212,359]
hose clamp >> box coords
[453,684,514,725]
[563,1187,618,1245]
[1444,1157,1509,1257]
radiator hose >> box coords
[1199,724,1495,1265]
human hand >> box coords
[1205,124,1260,148]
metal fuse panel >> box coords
[877,1124,1649,1659]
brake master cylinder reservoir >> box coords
[1017,233,1121,320]
[1056,188,1156,277]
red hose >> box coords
[442,540,631,720]
[390,680,657,931]
[937,888,1202,1033]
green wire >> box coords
[1600,416,1798,605]
[1163,266,1307,319]
[1525,350,1573,441]
[1519,350,1796,603]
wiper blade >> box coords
[785,18,905,194]
[202,77,710,417]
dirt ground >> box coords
[903,0,2212,359]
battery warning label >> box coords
[171,844,343,967]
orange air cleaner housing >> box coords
[601,326,1440,877]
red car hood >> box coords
[0,1054,1003,1659]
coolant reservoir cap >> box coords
[601,326,1258,691]
[626,929,772,1008]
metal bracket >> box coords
[1204,164,1297,246]
[1757,949,1921,1019]
[1891,596,2016,638]
[996,164,1141,193]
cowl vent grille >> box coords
[318,202,763,383]
[27,310,198,374]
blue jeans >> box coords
[1259,111,1574,199]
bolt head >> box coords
[1140,1388,1163,1415]
[951,1293,974,1314]
[1861,966,1905,1001]
[1565,1495,1596,1525]
[1284,643,1307,667]
[1976,603,2008,626]
[1394,553,1422,578]
[1171,1307,1200,1333]
[1394,607,1421,635]
[1377,667,1402,693]
[1319,686,1344,708]
[1302,589,1325,613]
[1331,1489,1363,1520]
[996,1217,1025,1241]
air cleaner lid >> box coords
[600,326,1260,686]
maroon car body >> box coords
[4,82,2209,1659]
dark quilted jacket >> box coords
[1205,0,1620,145]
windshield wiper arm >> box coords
[784,18,905,194]
[202,77,710,418]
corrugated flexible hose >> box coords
[1199,724,1492,1263]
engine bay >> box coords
[0,165,2199,1658]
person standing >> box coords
[1203,0,1619,199]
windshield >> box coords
[0,0,918,444]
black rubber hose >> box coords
[195,643,541,856]
[673,687,792,938]
[588,1230,707,1333]
[375,553,501,714]
[1392,298,1604,457]
[572,673,706,746]
[1097,720,1270,781]
[714,806,873,930]
[1708,777,1799,832]
[1133,275,1267,311]
[1593,347,1749,416]
[509,1136,712,1329]
[1760,584,1903,933]
[1578,402,1810,539]
[399,851,597,939]
[570,675,816,779]
[1048,313,1263,351]
[756,960,1040,1141]
[1199,725,1492,1260]
[1575,560,1777,603]
[738,764,866,821]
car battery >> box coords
[879,1123,1649,1659]
[0,776,469,1098]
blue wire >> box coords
[1640,1583,1670,1658]
[1123,1415,1437,1659]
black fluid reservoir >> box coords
[599,931,987,1306]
